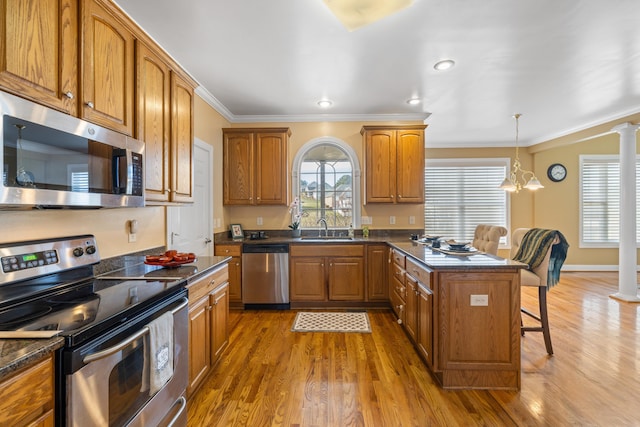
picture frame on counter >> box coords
[230,224,244,239]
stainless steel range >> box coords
[0,235,188,427]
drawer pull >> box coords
[209,279,216,285]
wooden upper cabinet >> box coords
[223,128,290,205]
[0,0,78,115]
[81,0,135,136]
[136,42,171,202]
[362,125,427,204]
[170,72,194,202]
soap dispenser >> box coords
[348,223,354,238]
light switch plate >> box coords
[470,294,489,306]
[257,217,263,226]
[409,216,415,225]
[361,216,372,225]
[389,216,396,225]
[128,233,137,243]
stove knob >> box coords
[86,245,96,255]
[73,247,84,257]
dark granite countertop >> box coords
[0,336,64,380]
[389,241,527,270]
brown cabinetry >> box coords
[362,125,426,204]
[389,248,406,323]
[405,257,434,367]
[186,264,229,396]
[169,72,195,202]
[81,0,135,136]
[223,128,290,205]
[290,244,364,303]
[366,244,388,301]
[214,244,243,306]
[135,41,195,203]
[0,0,78,115]
[0,354,55,426]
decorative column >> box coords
[611,122,640,302]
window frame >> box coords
[579,154,639,248]
[424,157,511,247]
[292,137,361,229]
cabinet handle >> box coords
[209,279,216,285]
[235,262,240,266]
[65,91,74,99]
[206,306,212,311]
[257,196,260,200]
[398,194,402,198]
[225,249,230,253]
[85,101,94,109]
[390,195,394,199]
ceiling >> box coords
[114,0,640,148]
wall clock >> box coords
[547,163,567,182]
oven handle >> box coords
[83,297,188,364]
[167,396,187,427]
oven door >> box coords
[66,295,188,427]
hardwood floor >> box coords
[187,272,640,426]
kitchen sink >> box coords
[299,236,354,241]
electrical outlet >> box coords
[361,216,372,225]
[257,217,263,226]
[389,216,396,225]
[470,294,489,306]
[409,216,415,225]
[128,233,136,243]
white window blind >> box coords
[425,159,509,243]
[580,155,640,246]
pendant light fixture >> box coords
[499,114,543,193]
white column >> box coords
[611,122,640,302]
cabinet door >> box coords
[366,244,388,301]
[137,42,170,202]
[328,257,364,301]
[417,285,434,367]
[255,131,288,205]
[223,131,254,205]
[0,0,78,115]
[211,285,229,362]
[81,0,134,135]
[170,72,194,202]
[290,257,326,301]
[365,129,396,203]
[187,295,211,396]
[396,129,425,203]
[227,256,242,304]
[404,275,419,342]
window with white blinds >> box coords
[580,155,640,246]
[424,158,509,243]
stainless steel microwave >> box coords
[0,92,144,209]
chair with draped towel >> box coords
[472,224,508,255]
[511,228,569,355]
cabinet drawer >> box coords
[187,264,229,303]
[391,265,406,301]
[391,248,406,268]
[215,244,242,257]
[290,244,364,257]
[406,258,432,289]
[0,355,53,426]
[390,287,405,323]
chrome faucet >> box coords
[317,218,328,237]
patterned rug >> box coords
[291,312,371,333]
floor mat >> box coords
[291,311,371,333]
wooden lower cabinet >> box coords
[186,264,229,397]
[0,354,55,426]
[366,244,388,301]
[215,244,242,306]
[290,244,364,303]
[395,250,521,390]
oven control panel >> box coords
[1,250,59,273]
[0,235,100,285]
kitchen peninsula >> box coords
[389,241,526,390]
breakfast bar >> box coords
[388,241,527,390]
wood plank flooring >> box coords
[187,272,640,426]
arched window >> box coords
[292,137,361,230]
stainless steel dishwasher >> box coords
[242,243,290,309]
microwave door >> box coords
[112,148,132,195]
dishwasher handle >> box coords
[242,243,289,253]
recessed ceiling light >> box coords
[434,59,455,71]
[407,98,421,105]
[317,99,333,108]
